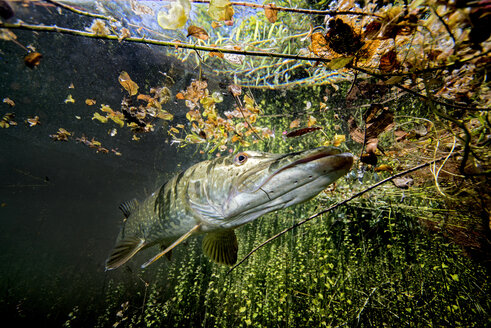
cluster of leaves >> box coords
[91,71,174,141]
[168,80,274,152]
[48,128,122,155]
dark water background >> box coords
[0,10,210,323]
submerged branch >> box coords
[228,153,460,274]
[193,0,382,17]
[0,22,332,63]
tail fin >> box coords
[105,237,146,271]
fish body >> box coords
[106,146,353,270]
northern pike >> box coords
[105,147,353,270]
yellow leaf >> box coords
[100,105,114,114]
[185,134,205,144]
[85,99,96,106]
[64,94,75,104]
[157,0,191,30]
[333,134,346,147]
[187,25,209,40]
[92,112,108,123]
[307,115,317,127]
[289,119,300,129]
[169,127,180,134]
[118,71,139,96]
[110,116,125,128]
[132,135,140,141]
[208,0,234,21]
[157,110,174,120]
[2,97,15,107]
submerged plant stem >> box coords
[228,152,461,274]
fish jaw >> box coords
[219,147,353,228]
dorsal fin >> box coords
[119,199,139,218]
[202,229,238,266]
[105,236,146,271]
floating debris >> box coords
[26,116,40,127]
[49,128,72,141]
[64,94,75,104]
[2,97,15,107]
[0,112,16,128]
[24,52,42,69]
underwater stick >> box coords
[228,152,461,274]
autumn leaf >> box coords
[326,56,354,70]
[289,119,300,129]
[374,164,393,172]
[310,32,330,58]
[24,52,42,69]
[26,116,40,127]
[118,71,139,96]
[307,115,317,127]
[211,21,222,28]
[286,127,321,138]
[187,25,209,40]
[208,0,234,21]
[265,4,279,23]
[209,52,224,58]
[64,94,75,104]
[333,134,346,147]
[228,84,242,97]
[92,112,108,123]
[157,110,174,120]
[325,18,364,56]
[2,97,15,107]
[85,99,96,106]
[379,49,399,72]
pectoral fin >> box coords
[141,224,201,269]
[105,236,146,271]
[202,229,238,266]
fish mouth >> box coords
[254,147,353,192]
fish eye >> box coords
[234,152,248,165]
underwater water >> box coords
[1,1,490,327]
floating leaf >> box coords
[100,104,114,114]
[157,110,174,120]
[379,49,399,72]
[118,71,139,96]
[3,97,15,107]
[333,134,346,147]
[326,56,353,70]
[228,84,242,97]
[264,4,278,23]
[64,94,75,104]
[49,128,72,141]
[92,112,108,123]
[187,25,209,40]
[89,19,110,36]
[289,119,300,129]
[0,113,16,128]
[392,177,414,189]
[209,51,224,58]
[310,32,329,57]
[208,0,234,21]
[307,115,317,127]
[85,99,96,106]
[286,127,321,138]
[132,135,140,141]
[26,116,40,127]
[118,28,131,42]
[109,116,125,128]
[374,164,393,172]
[325,18,364,56]
[211,21,221,29]
[24,52,42,69]
[157,0,191,30]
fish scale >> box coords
[105,146,353,270]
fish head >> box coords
[193,147,353,230]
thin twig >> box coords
[192,0,382,17]
[228,152,460,274]
[45,0,117,22]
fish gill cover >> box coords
[0,0,489,327]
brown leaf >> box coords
[228,84,242,97]
[286,127,321,138]
[310,32,330,58]
[118,71,139,96]
[24,52,42,69]
[379,49,399,72]
[209,52,224,58]
[325,18,364,56]
[187,25,209,40]
[264,3,278,23]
